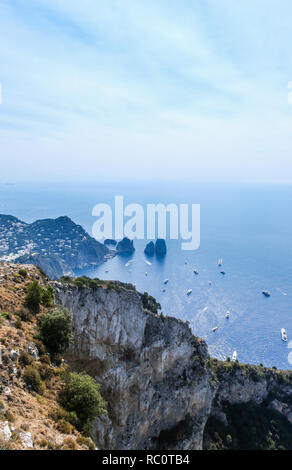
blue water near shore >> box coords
[1,181,292,369]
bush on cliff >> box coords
[25,280,43,312]
[38,308,72,354]
[41,285,54,307]
[60,371,107,431]
[25,281,55,312]
[23,365,44,394]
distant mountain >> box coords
[0,214,113,278]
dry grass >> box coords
[0,263,95,450]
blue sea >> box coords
[1,181,292,369]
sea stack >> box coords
[155,238,167,257]
[144,241,155,257]
[116,237,135,255]
[104,239,117,246]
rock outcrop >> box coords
[144,241,155,257]
[155,239,167,257]
[53,280,292,450]
[104,239,117,246]
[116,237,135,255]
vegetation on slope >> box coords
[0,263,106,450]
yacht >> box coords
[186,289,192,296]
[232,351,237,362]
[225,311,230,318]
[262,290,271,297]
[218,258,223,266]
[281,328,287,342]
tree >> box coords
[25,280,43,312]
[38,308,73,354]
[60,371,107,430]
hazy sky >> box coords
[0,0,292,183]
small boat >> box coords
[125,260,134,267]
[220,271,226,275]
[144,260,152,266]
[193,269,199,275]
[218,258,223,266]
[162,288,166,293]
[208,281,212,285]
[163,279,169,285]
[186,289,192,296]
[281,328,287,342]
[225,311,230,318]
[262,290,271,297]
[232,351,237,362]
[212,326,218,332]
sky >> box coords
[0,0,292,183]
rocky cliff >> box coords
[53,279,292,450]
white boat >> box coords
[125,260,134,267]
[232,351,237,362]
[193,269,199,275]
[208,281,212,285]
[225,311,230,318]
[218,258,223,266]
[281,328,287,342]
[262,290,271,297]
[186,289,192,296]
[163,279,169,284]
[144,260,152,266]
[212,326,218,332]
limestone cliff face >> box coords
[53,282,214,450]
[52,281,292,450]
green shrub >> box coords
[25,280,43,312]
[42,285,54,307]
[38,308,72,355]
[39,364,54,381]
[18,268,28,279]
[16,307,33,322]
[1,312,11,320]
[23,365,44,394]
[19,351,34,367]
[76,435,96,450]
[56,419,73,434]
[60,371,106,430]
[49,406,78,428]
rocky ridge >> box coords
[53,278,292,450]
[0,214,112,279]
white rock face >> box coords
[54,282,214,450]
[0,421,11,443]
[53,281,292,450]
[19,431,33,449]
